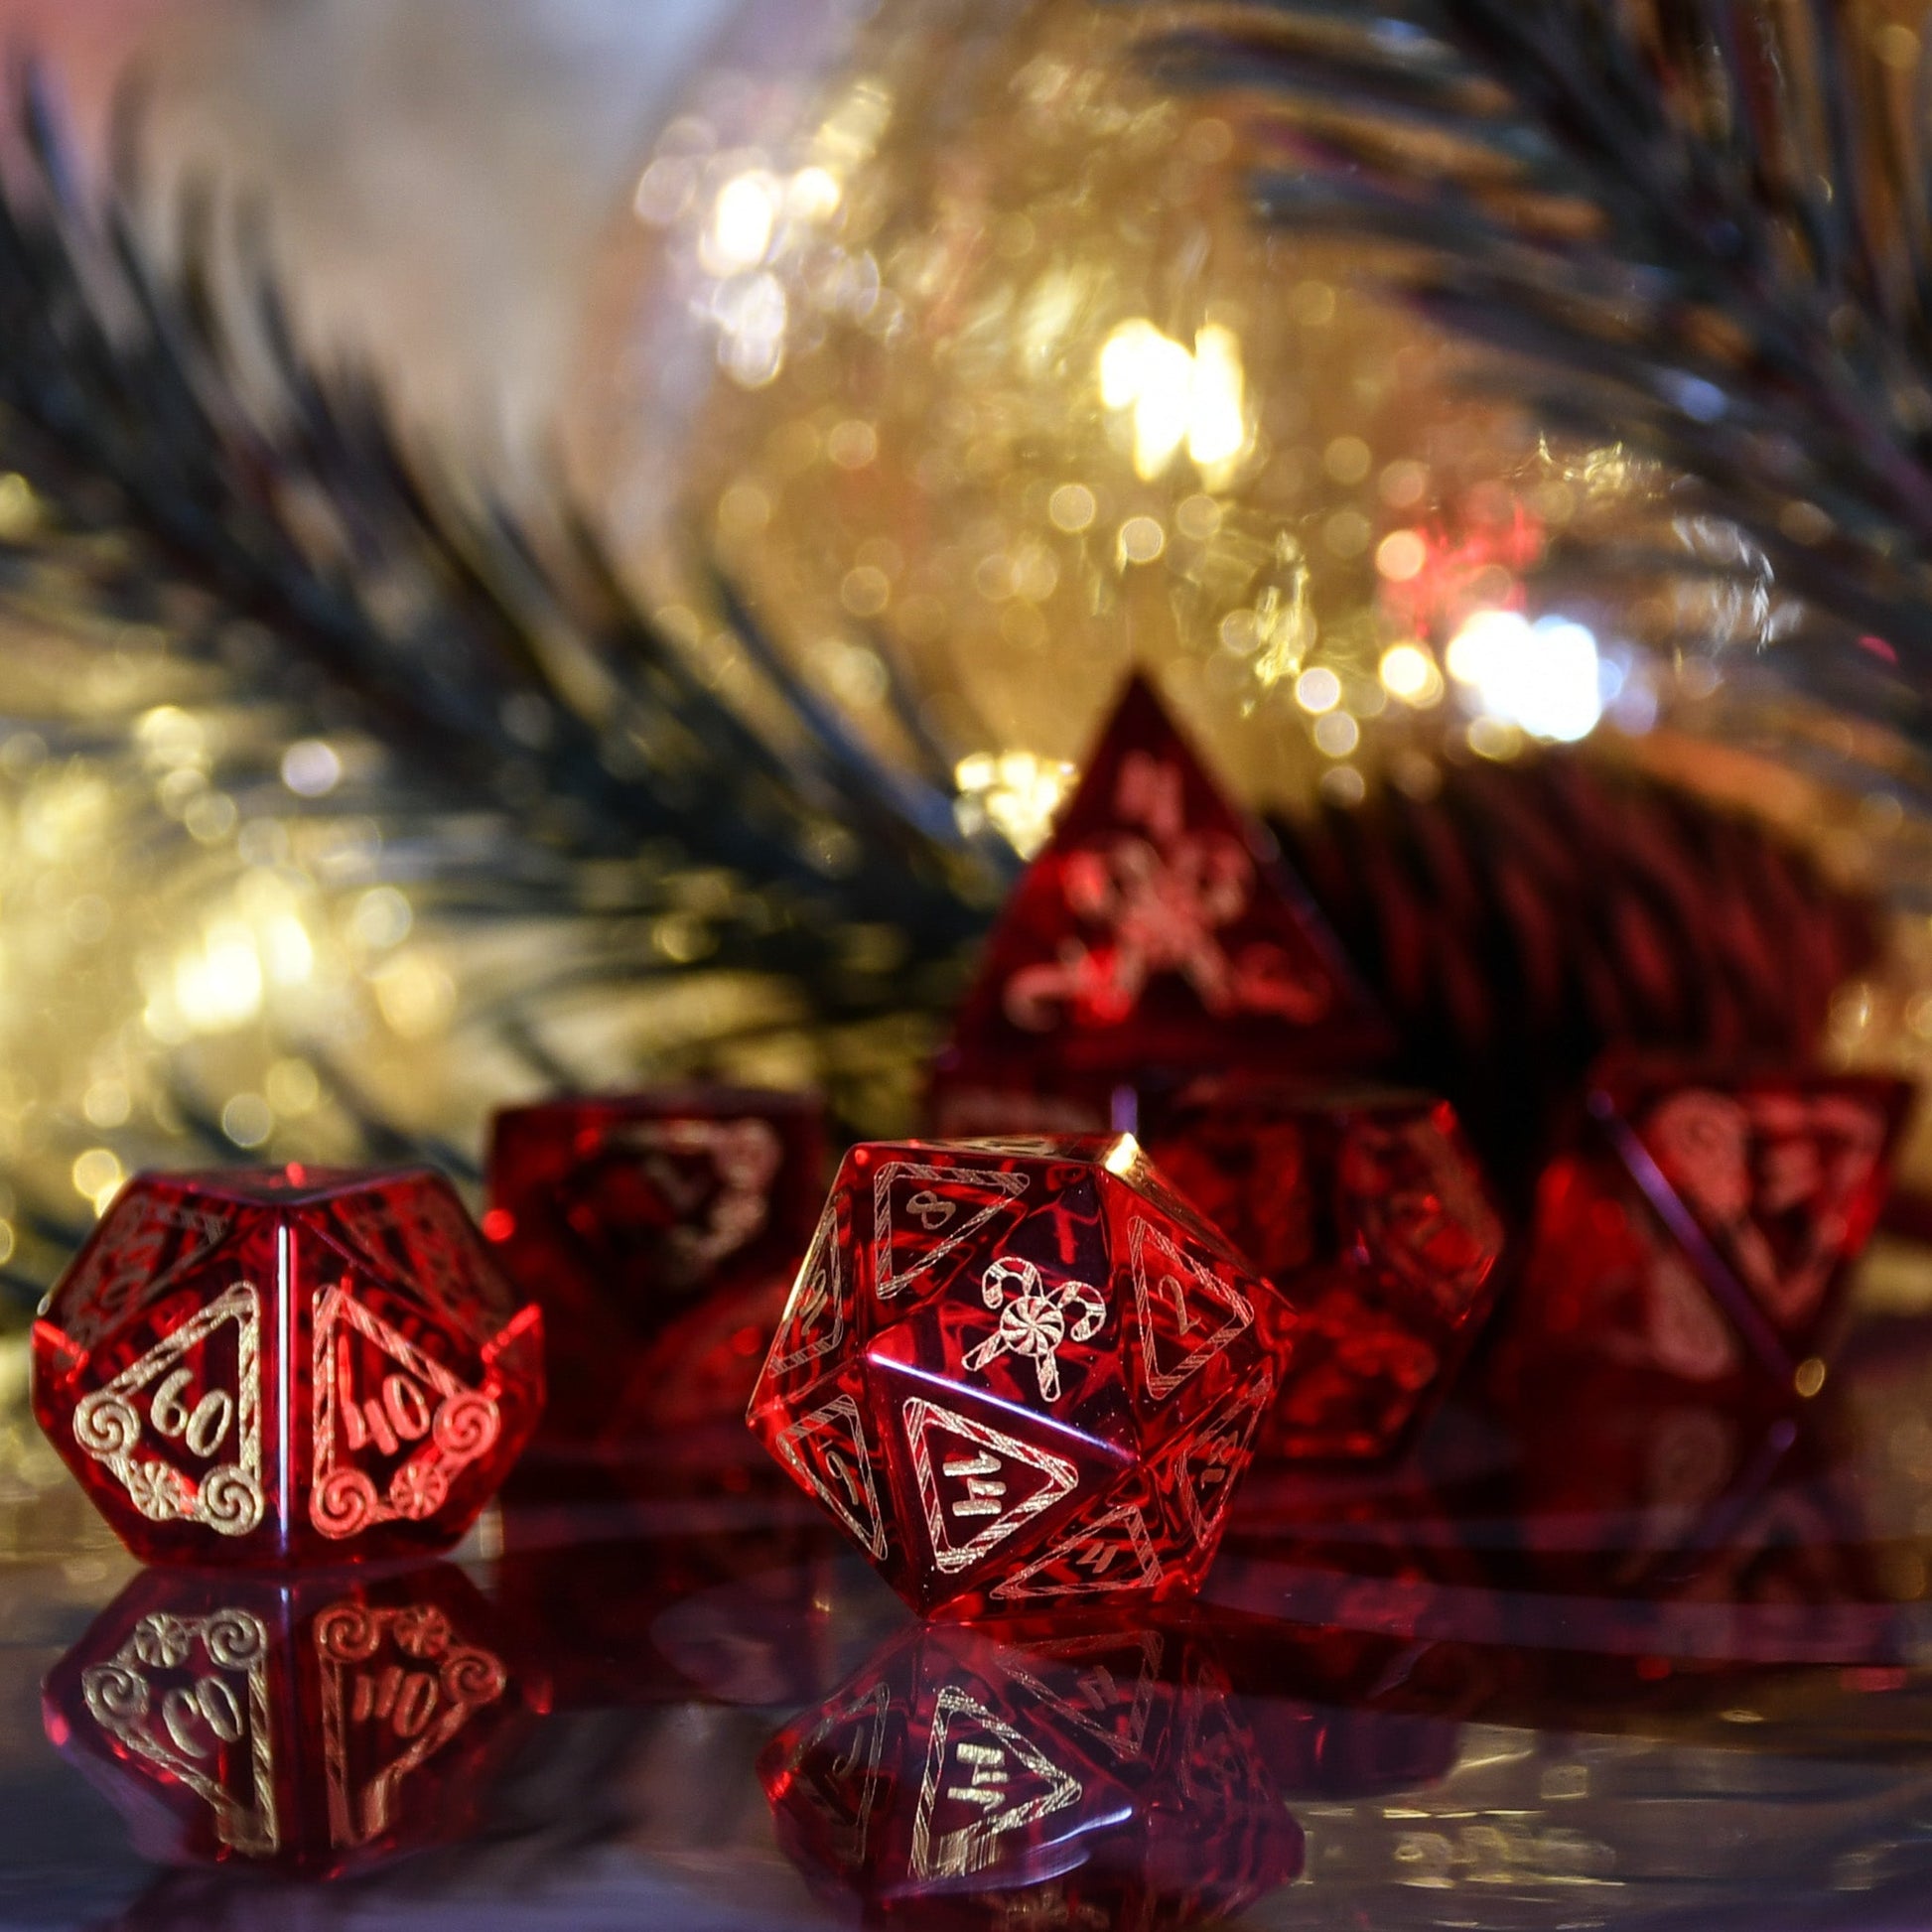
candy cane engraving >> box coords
[961,1257,1106,1403]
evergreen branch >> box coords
[1133,0,1932,751]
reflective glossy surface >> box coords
[43,1563,544,1876]
[31,1168,544,1565]
[13,1252,1932,1924]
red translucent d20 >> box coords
[1145,1082,1505,1460]
[43,1563,545,1874]
[32,1167,543,1564]
[931,676,1390,1127]
[1511,1063,1912,1401]
[748,1137,1297,1616]
[759,1619,1304,1931]
[485,1087,823,1442]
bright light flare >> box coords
[706,171,779,271]
[1446,610,1602,743]
[1098,319,1252,481]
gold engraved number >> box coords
[907,1189,956,1232]
[823,1446,869,1516]
[150,1369,234,1461]
[162,1677,246,1757]
[351,1665,445,1740]
[1162,1271,1197,1335]
[942,1449,1007,1522]
[946,1739,1010,1809]
[341,1369,433,1457]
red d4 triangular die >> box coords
[945,675,1390,1079]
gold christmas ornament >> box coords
[568,0,1702,827]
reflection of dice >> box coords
[748,1137,1295,1617]
[32,1167,543,1564]
[1145,1082,1505,1461]
[760,1619,1304,1930]
[486,1088,823,1443]
[43,1563,545,1874]
[1506,1064,1912,1404]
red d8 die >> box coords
[759,1620,1304,1930]
[32,1167,543,1565]
[486,1088,823,1442]
[747,1137,1295,1617]
[1144,1083,1505,1461]
[1510,1064,1912,1402]
[43,1563,544,1874]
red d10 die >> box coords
[1144,1083,1505,1461]
[1509,1064,1912,1402]
[760,1620,1304,1931]
[747,1137,1296,1617]
[931,676,1390,1127]
[43,1563,545,1874]
[486,1088,824,1442]
[32,1167,543,1564]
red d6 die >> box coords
[486,1088,823,1442]
[1509,1064,1912,1402]
[759,1620,1304,1930]
[32,1167,543,1564]
[43,1563,544,1874]
[1144,1083,1505,1461]
[748,1137,1295,1617]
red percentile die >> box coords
[759,1618,1304,1932]
[1144,1081,1506,1461]
[485,1088,825,1443]
[747,1136,1296,1619]
[929,675,1391,1133]
[1507,1062,1913,1404]
[31,1166,543,1565]
[43,1562,546,1875]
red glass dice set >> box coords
[15,672,1916,1908]
[30,677,1912,1597]
[18,668,1916,1900]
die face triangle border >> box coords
[943,672,1392,1078]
